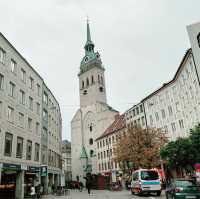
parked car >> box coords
[165,179,200,199]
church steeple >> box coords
[84,20,95,55]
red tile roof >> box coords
[96,114,125,141]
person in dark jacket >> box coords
[85,173,92,194]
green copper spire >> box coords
[84,19,94,55]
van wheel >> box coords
[156,191,161,196]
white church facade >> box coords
[71,22,118,181]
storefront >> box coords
[0,163,21,199]
[24,166,40,197]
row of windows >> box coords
[1,102,40,132]
[81,74,104,89]
[4,132,40,161]
[97,148,113,160]
[98,161,118,172]
[48,149,61,168]
[162,119,184,134]
[126,104,144,118]
[0,49,41,97]
[127,116,146,127]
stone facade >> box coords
[0,32,62,198]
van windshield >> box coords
[141,171,159,180]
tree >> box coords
[160,137,196,173]
[114,125,168,170]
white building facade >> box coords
[71,22,118,181]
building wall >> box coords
[0,33,43,167]
[143,51,200,140]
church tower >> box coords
[79,21,107,107]
[71,21,118,181]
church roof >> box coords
[96,114,125,141]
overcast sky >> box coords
[0,0,200,141]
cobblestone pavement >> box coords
[42,189,166,199]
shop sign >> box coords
[28,166,40,173]
[40,165,48,176]
[3,163,21,170]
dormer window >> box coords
[84,56,89,62]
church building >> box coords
[71,22,118,181]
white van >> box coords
[131,169,162,196]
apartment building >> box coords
[0,33,62,199]
[96,114,125,175]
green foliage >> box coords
[161,124,200,171]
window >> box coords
[36,103,40,115]
[28,118,32,131]
[197,32,200,48]
[103,151,106,158]
[11,59,16,73]
[89,124,93,132]
[26,140,32,160]
[179,119,184,129]
[164,125,168,133]
[90,150,94,157]
[16,137,23,158]
[36,122,40,134]
[91,76,94,84]
[37,84,41,96]
[99,87,104,92]
[168,105,173,116]
[175,102,180,112]
[20,90,25,105]
[43,109,48,121]
[150,115,153,125]
[4,133,13,156]
[100,152,103,159]
[155,112,159,121]
[43,92,48,105]
[82,81,84,89]
[161,109,166,119]
[140,104,143,113]
[21,68,26,83]
[171,122,176,132]
[7,106,14,123]
[141,116,145,126]
[29,77,34,89]
[86,78,89,86]
[0,48,5,64]
[89,138,93,145]
[9,82,15,97]
[136,107,139,115]
[0,73,4,90]
[18,112,24,127]
[0,101,2,118]
[101,76,103,85]
[29,97,33,110]
[34,143,40,162]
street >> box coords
[43,189,166,199]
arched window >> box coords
[82,81,84,89]
[86,78,89,86]
[90,150,94,157]
[89,125,93,132]
[89,138,93,145]
[101,76,104,85]
[91,76,94,84]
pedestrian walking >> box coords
[30,184,36,199]
[79,181,83,192]
[85,173,92,195]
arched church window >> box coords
[90,150,94,157]
[87,78,89,86]
[89,138,93,145]
[89,125,93,132]
[91,76,94,84]
[82,81,84,89]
